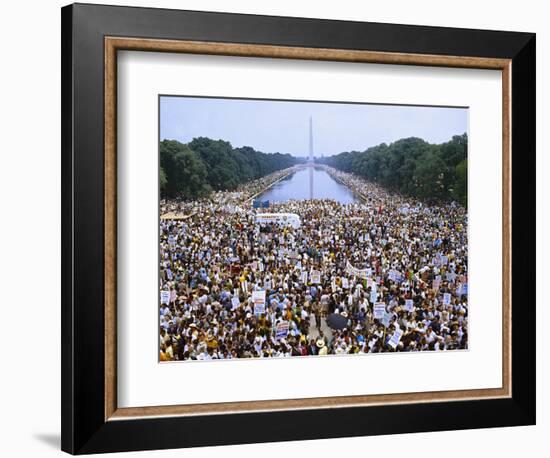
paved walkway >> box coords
[306,313,332,341]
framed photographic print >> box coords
[61,3,536,454]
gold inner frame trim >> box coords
[104,36,512,421]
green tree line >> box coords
[319,134,468,206]
[160,137,301,199]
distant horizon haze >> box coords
[160,95,468,158]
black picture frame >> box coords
[61,3,536,454]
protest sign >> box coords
[370,289,378,303]
[388,328,404,349]
[381,311,392,327]
[231,296,240,310]
[345,260,371,279]
[255,213,301,229]
[432,278,441,291]
[252,290,266,315]
[342,277,349,289]
[275,321,289,339]
[373,302,386,319]
[443,293,451,305]
[301,271,308,284]
[456,283,468,296]
[311,270,321,284]
[388,270,402,282]
[404,299,414,312]
[160,290,170,305]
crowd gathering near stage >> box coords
[159,166,468,361]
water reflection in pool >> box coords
[257,167,359,204]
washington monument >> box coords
[309,116,314,163]
[308,116,314,199]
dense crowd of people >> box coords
[160,166,300,218]
[159,166,468,361]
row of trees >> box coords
[160,137,300,199]
[161,134,467,205]
[319,134,468,206]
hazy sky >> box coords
[160,96,468,157]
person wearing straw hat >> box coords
[316,338,328,356]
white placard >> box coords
[255,213,301,228]
[275,321,289,339]
[381,311,392,328]
[373,303,386,319]
[370,289,378,303]
[160,290,170,305]
[346,260,371,279]
[231,296,240,310]
[311,270,321,284]
[252,290,266,315]
[388,329,404,349]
